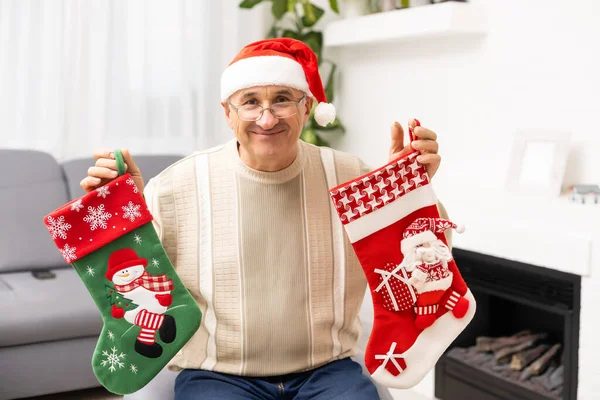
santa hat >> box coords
[105,248,148,280]
[401,218,465,255]
[220,38,336,127]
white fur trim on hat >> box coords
[401,231,437,255]
[220,55,314,101]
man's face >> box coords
[222,85,313,165]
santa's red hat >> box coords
[220,38,335,127]
[105,248,148,280]
[401,218,465,255]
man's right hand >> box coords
[80,148,144,194]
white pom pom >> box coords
[314,102,336,126]
[455,224,465,234]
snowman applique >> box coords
[105,248,176,358]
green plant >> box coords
[238,0,345,146]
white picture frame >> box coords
[506,131,571,197]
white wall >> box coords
[326,0,600,198]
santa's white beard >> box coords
[404,239,453,267]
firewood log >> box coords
[510,344,550,370]
[490,332,543,352]
[493,333,547,363]
[495,339,535,363]
[475,336,496,352]
[519,343,561,381]
[475,330,531,352]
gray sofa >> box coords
[0,149,183,400]
[0,149,394,400]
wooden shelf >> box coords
[323,2,487,48]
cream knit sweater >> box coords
[143,138,449,376]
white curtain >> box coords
[0,0,269,160]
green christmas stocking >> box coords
[43,150,201,395]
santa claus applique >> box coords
[105,248,176,358]
[402,218,470,329]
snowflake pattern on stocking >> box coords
[86,266,95,276]
[96,186,111,198]
[59,244,77,263]
[122,201,142,222]
[130,364,138,374]
[46,215,72,240]
[427,264,451,281]
[126,177,139,194]
[83,204,112,230]
[70,199,84,212]
[436,220,454,232]
[100,346,126,372]
[133,234,142,245]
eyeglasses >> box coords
[227,95,306,122]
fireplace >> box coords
[435,248,581,400]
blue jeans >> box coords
[174,357,380,400]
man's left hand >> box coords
[389,120,441,178]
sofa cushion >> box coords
[62,154,184,200]
[0,267,103,347]
[0,150,70,273]
[0,336,100,399]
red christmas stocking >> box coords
[328,121,476,389]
